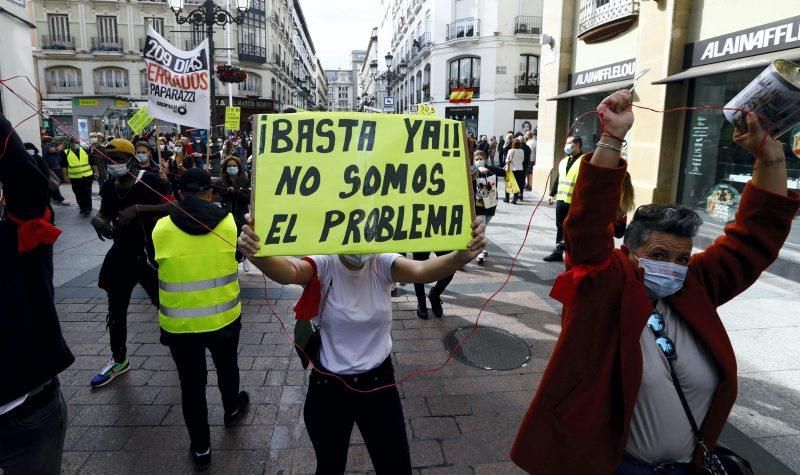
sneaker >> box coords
[477,255,485,265]
[90,358,130,388]
[543,250,564,262]
[190,446,211,471]
[429,293,444,318]
[224,391,250,428]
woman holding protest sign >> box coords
[471,149,504,265]
[237,216,487,475]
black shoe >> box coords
[190,446,211,471]
[512,199,517,205]
[416,305,429,320]
[504,198,510,203]
[224,391,250,428]
[429,293,443,318]
[543,250,564,262]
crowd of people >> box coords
[2,90,797,474]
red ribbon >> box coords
[293,256,321,321]
[549,254,612,307]
[5,208,62,253]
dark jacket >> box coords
[0,114,74,405]
[219,172,251,228]
[510,155,800,473]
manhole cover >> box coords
[443,326,531,370]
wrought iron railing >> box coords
[448,78,480,98]
[578,0,639,36]
[238,43,267,63]
[514,15,542,35]
[515,74,539,94]
[446,18,480,41]
[47,81,82,94]
[90,36,123,52]
[41,35,76,50]
[95,82,130,94]
[237,82,261,96]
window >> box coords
[239,73,262,96]
[145,17,164,36]
[94,67,129,94]
[238,10,267,62]
[517,54,539,93]
[46,67,82,94]
[97,16,117,42]
[448,57,480,97]
[338,87,349,99]
[140,70,148,95]
[48,14,70,40]
[271,78,277,99]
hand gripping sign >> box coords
[250,112,475,256]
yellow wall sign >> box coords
[417,103,436,116]
[115,100,128,109]
[74,99,99,107]
[225,107,241,131]
[127,106,154,134]
[251,112,474,256]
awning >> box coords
[653,48,800,84]
[547,79,634,101]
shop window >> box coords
[678,69,800,249]
[447,56,480,98]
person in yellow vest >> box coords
[151,168,248,471]
[60,137,98,215]
[544,135,583,262]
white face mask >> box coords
[136,153,149,163]
[108,163,129,177]
[90,138,98,144]
[474,160,485,168]
[158,145,166,151]
[175,146,183,153]
[342,254,372,267]
[226,166,239,176]
[26,149,36,156]
[564,144,574,155]
[638,258,688,298]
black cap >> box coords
[179,168,212,192]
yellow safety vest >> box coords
[66,148,93,179]
[152,213,241,334]
[555,155,581,204]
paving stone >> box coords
[78,451,138,474]
[124,426,190,450]
[411,416,461,440]
[409,439,445,468]
[130,449,193,474]
[61,451,90,474]
[73,426,135,450]
[115,404,169,426]
[252,403,280,426]
[427,395,473,416]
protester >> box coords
[237,216,487,474]
[134,141,162,176]
[504,139,525,204]
[61,136,98,215]
[514,132,531,200]
[499,132,512,167]
[91,133,108,190]
[0,113,75,474]
[511,90,800,473]
[42,138,69,206]
[487,136,498,166]
[218,156,251,233]
[153,169,249,471]
[615,172,636,238]
[525,130,537,192]
[23,142,59,222]
[471,150,504,265]
[89,139,175,388]
[543,135,583,262]
[193,136,207,169]
[411,250,455,319]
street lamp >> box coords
[168,0,251,131]
[371,53,407,112]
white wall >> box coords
[0,6,40,148]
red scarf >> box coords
[5,208,62,253]
[293,257,321,321]
[549,253,612,307]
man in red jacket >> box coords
[510,91,800,473]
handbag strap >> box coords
[668,359,711,455]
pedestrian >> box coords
[514,132,531,201]
[60,137,98,215]
[411,250,455,320]
[152,168,249,471]
[42,138,70,206]
[89,139,175,388]
[91,133,108,190]
[0,113,75,474]
[615,172,635,238]
[471,150,504,265]
[487,136,497,166]
[218,156,251,235]
[525,130,537,192]
[504,139,525,204]
[543,135,583,262]
[237,217,487,474]
[512,89,799,474]
[23,142,60,221]
[499,132,512,168]
[191,136,207,170]
[134,140,166,178]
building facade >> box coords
[537,0,800,280]
[350,49,366,109]
[0,0,40,146]
[30,0,321,137]
[315,58,328,109]
[368,0,542,137]
[325,69,355,112]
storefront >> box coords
[71,96,132,141]
[654,17,800,255]
[445,106,479,138]
[548,59,636,151]
[512,110,538,136]
[213,97,280,135]
[41,99,73,136]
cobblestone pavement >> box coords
[50,183,799,473]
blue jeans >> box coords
[0,382,68,475]
[615,453,692,474]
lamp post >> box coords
[370,53,406,113]
[168,0,251,132]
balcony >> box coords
[47,81,82,94]
[95,82,129,95]
[515,15,542,36]
[578,0,640,43]
[238,43,267,63]
[446,18,480,41]
[515,73,539,94]
[41,35,76,51]
[237,83,261,97]
[90,36,123,53]
[448,78,480,99]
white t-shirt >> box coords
[309,253,401,375]
[507,149,524,171]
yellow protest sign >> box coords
[225,107,241,131]
[418,103,436,116]
[127,106,153,134]
[251,112,474,256]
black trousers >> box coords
[101,253,159,362]
[412,251,453,309]
[70,176,93,213]
[165,319,242,451]
[513,170,526,200]
[49,168,65,202]
[555,200,571,244]
[304,357,411,475]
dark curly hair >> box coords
[623,204,703,252]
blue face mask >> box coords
[342,254,372,267]
[226,166,239,176]
[638,258,688,298]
